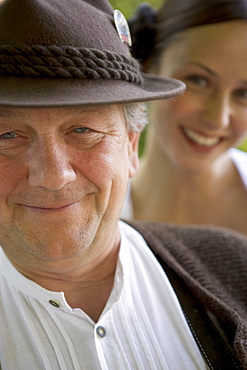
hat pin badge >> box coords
[113,10,132,46]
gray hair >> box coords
[123,102,148,132]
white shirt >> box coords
[0,221,208,370]
[229,147,247,189]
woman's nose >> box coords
[203,93,231,130]
[28,138,76,190]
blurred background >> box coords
[110,0,162,18]
[109,0,247,152]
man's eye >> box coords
[0,132,18,139]
[73,127,88,133]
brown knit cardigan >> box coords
[128,221,247,369]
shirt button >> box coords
[96,326,106,338]
[49,299,60,308]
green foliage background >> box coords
[110,0,163,18]
[109,0,247,153]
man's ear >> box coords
[128,131,140,178]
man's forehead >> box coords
[0,108,19,118]
[0,105,122,119]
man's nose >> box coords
[203,92,231,130]
[28,138,76,190]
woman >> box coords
[122,0,247,236]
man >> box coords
[0,0,246,369]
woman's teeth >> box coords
[183,127,220,147]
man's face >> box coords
[0,105,139,274]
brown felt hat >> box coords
[0,0,185,107]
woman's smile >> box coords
[181,126,222,148]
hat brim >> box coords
[0,74,185,107]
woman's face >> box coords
[149,20,247,172]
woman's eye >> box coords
[73,127,88,134]
[234,89,247,100]
[186,75,208,88]
[0,132,18,139]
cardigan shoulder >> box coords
[127,220,247,313]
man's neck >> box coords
[7,240,120,322]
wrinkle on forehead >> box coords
[0,104,123,122]
[0,105,126,135]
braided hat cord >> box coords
[0,45,143,84]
